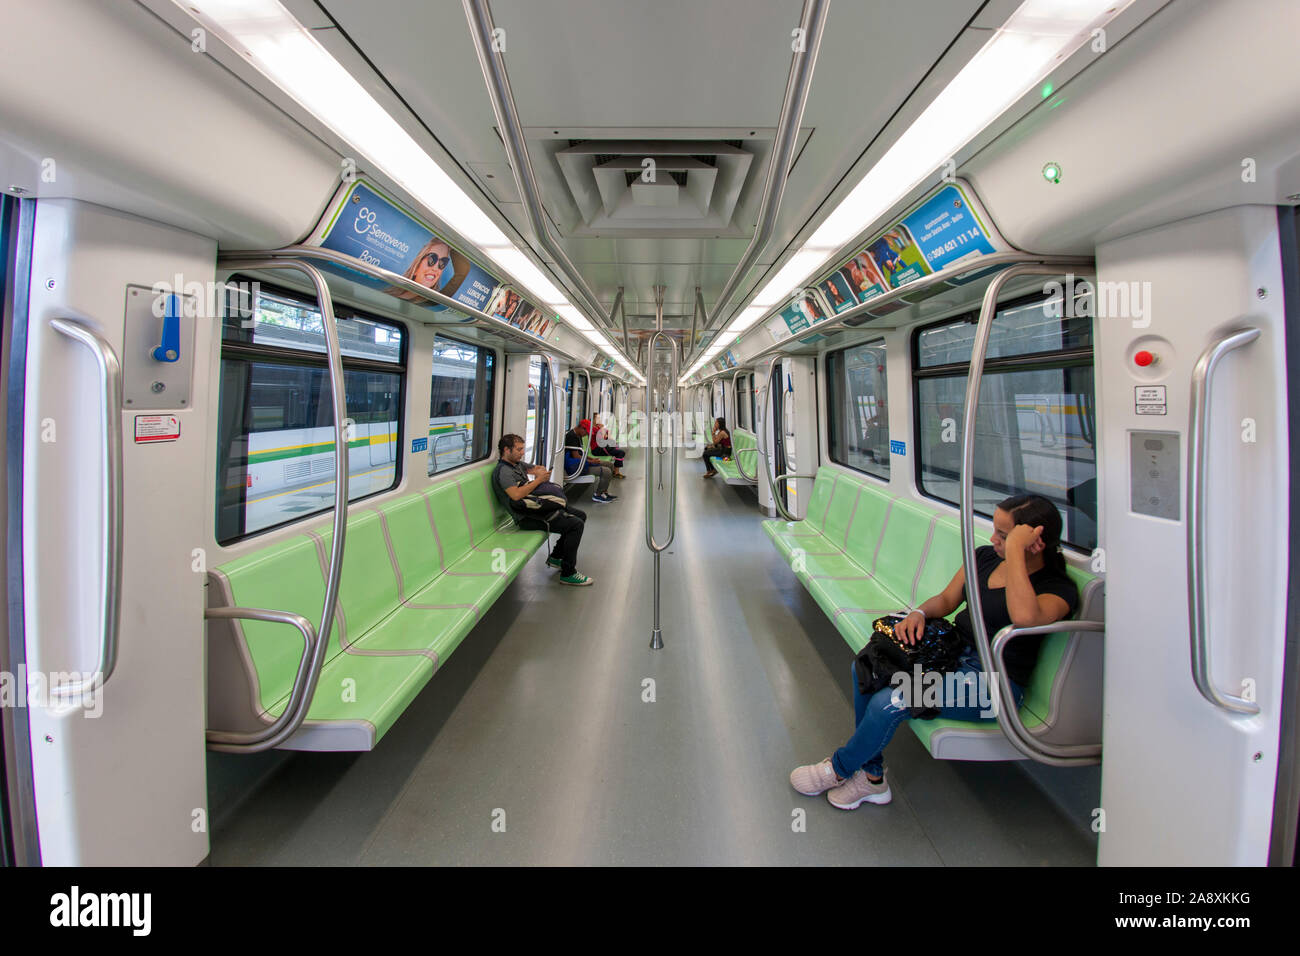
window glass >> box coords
[429,335,493,476]
[216,283,404,543]
[916,298,1091,368]
[913,296,1096,551]
[827,342,890,479]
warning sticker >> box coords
[1135,385,1166,416]
[134,414,180,443]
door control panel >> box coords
[122,284,195,411]
[1129,430,1179,520]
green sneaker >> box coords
[558,572,593,586]
[546,556,563,571]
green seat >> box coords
[207,461,547,752]
[709,429,758,485]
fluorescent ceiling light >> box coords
[179,0,510,251]
[479,246,566,305]
[727,305,769,335]
[178,0,588,314]
[732,0,1133,327]
[555,304,594,330]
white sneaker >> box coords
[789,758,843,796]
[827,770,892,808]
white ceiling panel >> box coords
[316,0,985,328]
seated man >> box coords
[493,433,592,586]
[564,421,617,503]
[584,417,625,479]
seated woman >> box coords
[584,417,626,479]
[701,418,732,477]
[790,494,1079,809]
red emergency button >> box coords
[1134,350,1156,367]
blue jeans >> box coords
[830,648,1025,780]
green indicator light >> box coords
[1041,81,1054,99]
[1042,162,1062,184]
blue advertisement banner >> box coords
[313,180,504,317]
[900,184,997,274]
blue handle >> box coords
[152,294,180,362]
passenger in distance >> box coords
[584,417,626,479]
[790,494,1079,808]
[493,433,593,586]
[564,421,617,503]
[701,417,732,478]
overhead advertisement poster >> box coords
[306,178,508,323]
[485,287,556,340]
[809,180,1003,311]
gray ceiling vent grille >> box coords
[553,140,754,237]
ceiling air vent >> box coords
[553,140,753,237]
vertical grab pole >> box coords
[644,332,680,650]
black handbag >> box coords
[853,614,969,718]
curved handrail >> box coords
[47,319,123,699]
[644,331,680,553]
[1187,327,1262,715]
[959,263,1099,766]
[207,258,348,752]
[990,620,1106,762]
[757,355,801,522]
[734,440,759,484]
[204,607,318,750]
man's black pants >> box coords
[518,506,587,576]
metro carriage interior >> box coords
[0,0,1298,872]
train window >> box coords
[428,336,494,476]
[216,281,405,544]
[826,341,890,480]
[912,296,1097,551]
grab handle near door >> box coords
[49,319,123,698]
[1187,326,1261,716]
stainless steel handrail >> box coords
[988,620,1105,761]
[707,0,828,329]
[686,287,701,365]
[610,287,627,356]
[728,368,759,483]
[1188,327,1262,716]
[47,319,123,699]
[645,331,680,650]
[756,355,804,522]
[544,354,564,477]
[204,607,318,749]
[218,245,585,365]
[564,364,591,480]
[207,258,348,752]
[960,263,1100,766]
[463,0,636,367]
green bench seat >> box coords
[206,462,546,751]
[763,467,1103,761]
[709,428,758,485]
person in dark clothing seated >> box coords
[790,494,1078,809]
[585,416,625,479]
[701,418,732,477]
[564,421,617,503]
[492,433,592,586]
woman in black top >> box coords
[790,494,1079,810]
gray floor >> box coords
[207,451,1100,865]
